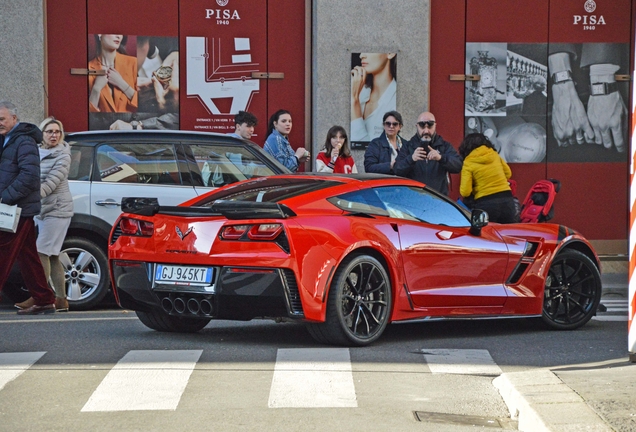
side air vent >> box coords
[281,269,304,317]
[110,224,122,245]
[524,241,540,257]
[507,263,529,285]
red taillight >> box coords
[139,221,154,236]
[220,223,283,241]
[220,224,250,240]
[119,217,154,237]
[247,223,282,240]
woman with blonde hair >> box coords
[15,117,74,311]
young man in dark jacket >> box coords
[393,111,463,195]
[0,101,56,314]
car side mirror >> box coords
[469,209,489,236]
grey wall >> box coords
[312,0,430,172]
[0,0,46,124]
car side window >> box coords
[67,144,93,181]
[327,188,390,217]
[188,144,278,187]
[374,186,470,227]
[96,143,180,185]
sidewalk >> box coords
[494,268,636,432]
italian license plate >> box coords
[155,264,213,285]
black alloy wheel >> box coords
[307,254,391,346]
[542,249,602,330]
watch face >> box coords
[591,83,604,95]
[554,71,570,82]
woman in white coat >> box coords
[15,117,74,312]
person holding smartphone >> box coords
[393,111,463,195]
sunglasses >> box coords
[416,121,436,129]
[384,121,400,127]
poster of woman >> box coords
[350,52,397,148]
[88,34,180,131]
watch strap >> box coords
[590,82,618,96]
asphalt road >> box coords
[0,300,627,431]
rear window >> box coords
[197,178,343,205]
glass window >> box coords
[188,144,281,187]
[67,144,93,181]
[374,186,470,227]
[95,143,180,184]
[327,188,390,217]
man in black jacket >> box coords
[0,101,56,314]
[393,111,463,195]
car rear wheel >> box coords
[59,237,110,310]
[136,310,211,333]
[542,249,601,330]
[307,255,391,346]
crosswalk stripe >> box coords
[421,349,502,375]
[0,352,46,391]
[81,350,202,412]
[593,316,628,321]
[605,307,628,312]
[268,348,357,408]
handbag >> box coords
[0,201,21,233]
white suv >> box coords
[6,130,289,310]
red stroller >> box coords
[519,179,561,223]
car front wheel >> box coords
[59,237,110,310]
[542,249,602,330]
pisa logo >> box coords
[573,0,605,28]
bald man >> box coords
[393,111,462,195]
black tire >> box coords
[541,249,602,330]
[59,237,110,310]
[307,255,391,346]
[136,310,211,333]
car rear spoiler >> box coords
[121,197,296,220]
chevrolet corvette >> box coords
[108,174,602,346]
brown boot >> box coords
[55,297,69,312]
[14,297,35,310]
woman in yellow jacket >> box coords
[459,133,518,223]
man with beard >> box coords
[393,111,462,195]
[0,101,56,314]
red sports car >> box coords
[108,174,602,346]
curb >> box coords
[493,369,612,432]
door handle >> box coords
[251,72,284,79]
[70,68,106,76]
[615,74,631,81]
[449,74,480,81]
[95,199,120,207]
